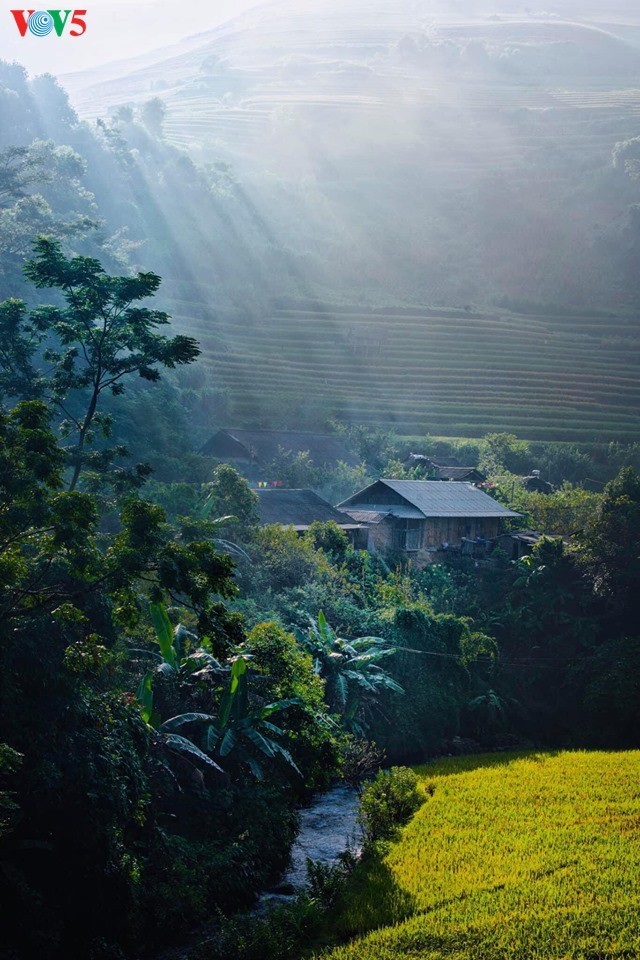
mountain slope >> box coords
[59,0,640,441]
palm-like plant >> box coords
[467,688,519,740]
[205,657,302,779]
[135,602,301,779]
[297,612,403,735]
[135,601,225,726]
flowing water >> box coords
[157,785,362,956]
[260,784,362,906]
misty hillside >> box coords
[45,1,640,437]
[62,0,640,303]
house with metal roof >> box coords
[256,489,368,546]
[338,479,519,563]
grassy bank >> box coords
[316,751,640,959]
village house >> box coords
[522,470,554,494]
[201,428,359,476]
[256,488,368,547]
[338,479,519,563]
[403,453,486,483]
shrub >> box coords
[341,738,386,792]
[246,622,342,791]
[305,521,351,562]
[306,849,358,909]
[243,526,324,593]
[357,767,423,844]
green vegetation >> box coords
[1,239,638,954]
[3,19,640,954]
[297,613,403,735]
[0,252,343,958]
[315,751,640,960]
[357,766,422,844]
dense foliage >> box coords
[357,767,423,844]
[2,21,640,959]
[0,244,639,959]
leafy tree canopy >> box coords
[0,237,200,489]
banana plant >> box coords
[136,603,300,779]
[135,601,224,726]
[297,611,403,734]
[134,602,226,772]
[206,656,302,780]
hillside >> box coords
[168,298,640,441]
[57,0,640,441]
[317,751,640,960]
[62,0,640,290]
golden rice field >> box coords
[316,752,640,960]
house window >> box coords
[394,520,423,552]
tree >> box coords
[298,612,403,735]
[577,467,640,628]
[136,605,303,781]
[480,432,530,477]
[0,145,51,208]
[113,104,134,124]
[203,463,259,529]
[246,621,341,790]
[140,97,167,137]
[0,400,245,956]
[0,237,200,489]
[266,447,318,488]
[203,656,302,780]
[305,520,351,561]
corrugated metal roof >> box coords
[341,480,520,519]
[257,489,357,527]
[381,480,520,518]
[346,505,424,519]
[344,510,389,525]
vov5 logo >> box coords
[11,9,87,36]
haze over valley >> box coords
[3,7,640,960]
[48,0,640,439]
[5,0,640,440]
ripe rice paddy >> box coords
[315,751,640,960]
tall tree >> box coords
[0,237,200,489]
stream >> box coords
[156,784,362,958]
[259,784,362,907]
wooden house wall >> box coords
[368,516,502,562]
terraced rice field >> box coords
[64,3,640,444]
[316,751,640,960]
[165,296,640,442]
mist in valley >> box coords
[3,0,640,438]
[4,8,640,960]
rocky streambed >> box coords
[260,784,362,906]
